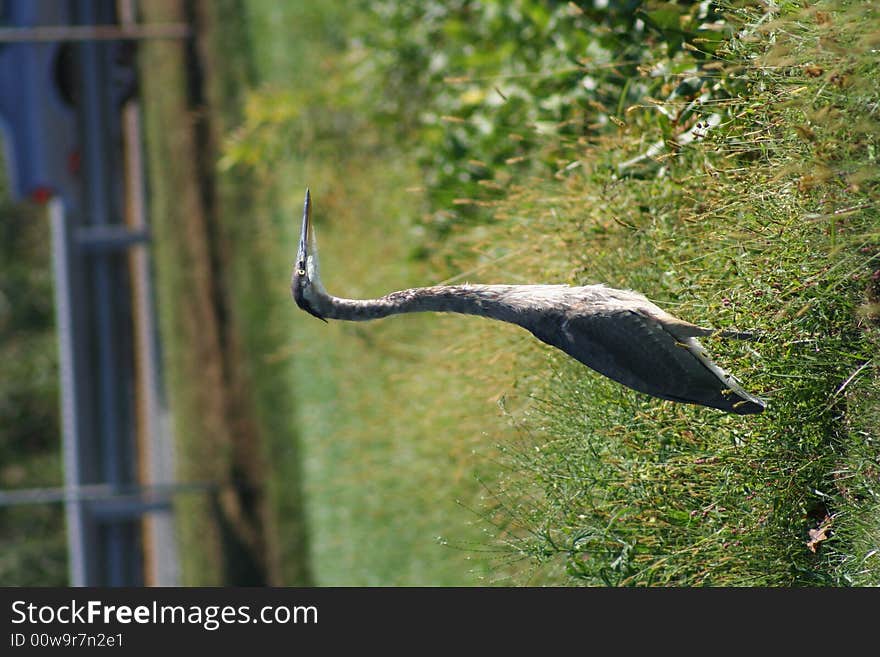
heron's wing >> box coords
[540,308,764,414]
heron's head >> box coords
[291,188,327,321]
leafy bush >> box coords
[360,0,740,236]
[224,2,747,245]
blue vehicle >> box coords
[0,0,135,209]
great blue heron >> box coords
[292,190,765,414]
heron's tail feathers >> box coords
[682,337,766,414]
[714,329,762,341]
[661,318,763,342]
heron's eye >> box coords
[297,268,306,277]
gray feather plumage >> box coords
[291,191,765,415]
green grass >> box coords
[226,1,527,585]
[142,0,509,585]
[287,0,879,586]
[461,2,880,585]
[139,0,226,584]
[141,0,311,585]
[148,0,879,585]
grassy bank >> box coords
[147,0,878,585]
[458,2,880,584]
[276,1,878,585]
[237,2,518,585]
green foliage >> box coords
[489,189,877,583]
[223,1,745,246]
[357,0,742,241]
[0,500,67,586]
[219,0,879,585]
[474,0,880,585]
[0,203,59,456]
[0,198,66,585]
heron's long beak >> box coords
[292,188,328,322]
[298,188,311,263]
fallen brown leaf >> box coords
[807,515,833,553]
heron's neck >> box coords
[308,283,565,325]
